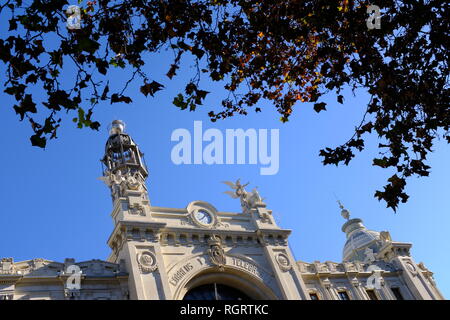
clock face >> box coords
[194,210,213,225]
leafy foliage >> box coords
[0,0,448,210]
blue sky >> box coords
[0,7,449,298]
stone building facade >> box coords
[0,121,444,300]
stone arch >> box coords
[176,267,278,300]
[168,254,279,300]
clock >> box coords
[186,201,219,228]
[194,209,213,226]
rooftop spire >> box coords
[337,200,350,220]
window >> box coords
[366,289,378,300]
[183,283,251,300]
[391,287,404,300]
[309,293,319,300]
[337,291,350,300]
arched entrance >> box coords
[177,268,278,300]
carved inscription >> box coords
[169,262,194,286]
[230,257,262,279]
[168,255,269,287]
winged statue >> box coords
[222,179,249,199]
[222,179,266,212]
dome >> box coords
[342,218,383,262]
[110,120,125,135]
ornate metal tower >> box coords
[101,120,172,300]
[100,120,149,203]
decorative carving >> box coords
[405,261,417,276]
[326,262,338,273]
[380,231,392,244]
[125,172,141,190]
[275,253,292,272]
[322,277,331,289]
[418,262,430,272]
[0,258,15,274]
[129,203,146,216]
[100,170,121,186]
[406,262,415,272]
[247,187,264,208]
[314,262,329,273]
[99,170,146,199]
[351,277,360,287]
[207,235,226,270]
[344,262,357,272]
[137,251,158,273]
[257,210,272,224]
[362,247,376,265]
[31,258,45,269]
[215,221,230,228]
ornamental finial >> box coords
[109,120,125,135]
[337,200,350,220]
